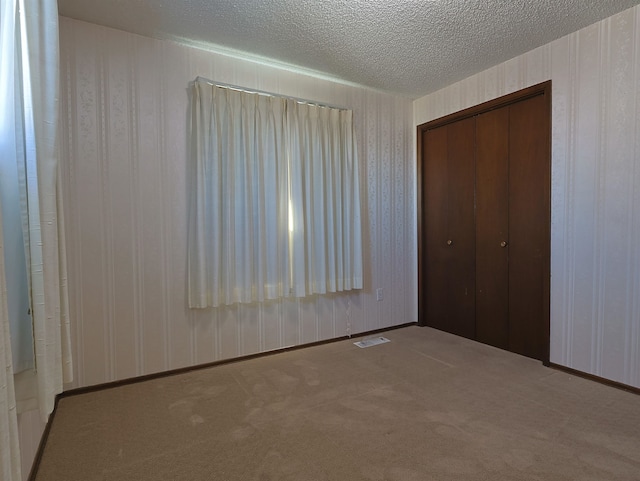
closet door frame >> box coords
[417,80,551,364]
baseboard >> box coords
[27,322,417,480]
[27,400,58,481]
[59,322,418,399]
[548,363,640,395]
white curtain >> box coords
[0,0,24,476]
[188,79,363,308]
[20,0,73,421]
[0,0,72,434]
[288,101,363,295]
[188,81,291,307]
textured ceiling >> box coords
[57,0,640,98]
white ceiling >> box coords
[57,0,640,98]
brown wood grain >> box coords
[508,93,550,361]
[476,106,510,350]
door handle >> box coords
[446,240,453,246]
[500,241,508,248]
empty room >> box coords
[1,1,639,480]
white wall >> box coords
[415,5,640,389]
[56,17,416,389]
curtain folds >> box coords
[0,0,72,445]
[21,0,73,421]
[188,79,363,308]
[288,102,363,296]
[0,0,23,477]
[188,82,291,307]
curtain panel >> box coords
[188,79,363,308]
[19,0,73,422]
[188,83,291,307]
[288,101,363,296]
[0,0,72,445]
[0,0,24,476]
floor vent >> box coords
[354,336,390,348]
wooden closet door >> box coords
[418,82,550,363]
[423,118,476,339]
[476,106,510,349]
[508,93,550,361]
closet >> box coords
[417,82,550,363]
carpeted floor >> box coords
[34,326,640,480]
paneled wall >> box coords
[415,5,640,388]
[57,17,415,389]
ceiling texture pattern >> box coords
[57,0,640,98]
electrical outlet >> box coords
[376,288,383,301]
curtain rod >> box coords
[194,76,349,111]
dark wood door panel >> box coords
[423,119,476,339]
[446,117,476,339]
[508,93,550,361]
[476,106,510,350]
[423,126,451,333]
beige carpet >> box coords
[34,326,640,480]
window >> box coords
[187,78,363,308]
[0,0,35,373]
